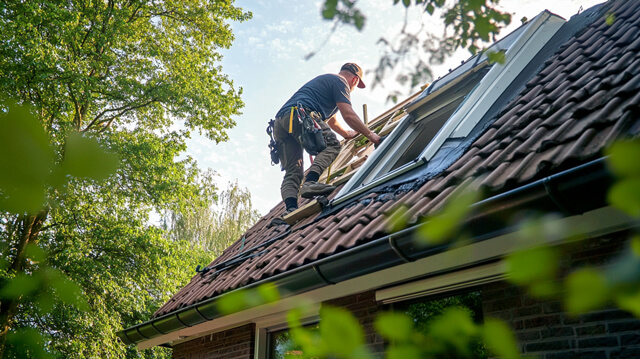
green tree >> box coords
[164,174,262,257]
[0,0,250,357]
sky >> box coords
[188,0,604,215]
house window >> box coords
[391,290,486,358]
[354,67,488,187]
[334,11,565,203]
[267,323,320,359]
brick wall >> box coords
[482,234,640,359]
[172,323,255,359]
[325,290,386,356]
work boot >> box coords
[300,181,336,199]
[269,207,297,227]
[281,207,297,217]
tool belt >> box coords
[291,106,326,156]
[266,119,280,168]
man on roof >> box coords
[272,63,381,216]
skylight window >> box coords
[333,10,565,204]
[354,67,489,187]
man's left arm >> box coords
[326,115,358,140]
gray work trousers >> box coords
[273,110,341,201]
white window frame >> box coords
[333,11,565,205]
[355,68,488,188]
[254,307,320,359]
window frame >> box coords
[254,312,320,359]
[265,320,320,359]
[333,11,565,205]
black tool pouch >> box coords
[298,109,326,156]
[266,119,282,168]
[300,127,326,156]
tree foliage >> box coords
[0,0,250,357]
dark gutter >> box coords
[118,157,614,346]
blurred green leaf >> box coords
[6,328,55,359]
[257,283,280,304]
[387,205,410,233]
[416,190,479,245]
[429,308,477,356]
[528,281,560,299]
[320,305,368,358]
[565,268,609,315]
[387,345,422,359]
[632,235,640,257]
[375,312,414,342]
[47,269,90,311]
[217,289,249,314]
[36,294,56,315]
[25,243,48,262]
[62,132,119,181]
[287,306,303,329]
[606,140,640,177]
[0,101,54,213]
[606,12,616,26]
[505,246,559,285]
[518,214,568,244]
[486,50,506,64]
[483,318,520,359]
[0,257,8,271]
[0,273,40,299]
[608,179,640,216]
[615,289,640,318]
[217,285,279,315]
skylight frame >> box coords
[333,10,565,205]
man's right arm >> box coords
[336,102,381,145]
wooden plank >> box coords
[332,169,357,186]
[283,199,323,225]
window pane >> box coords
[388,97,465,172]
[268,323,320,359]
[397,291,486,358]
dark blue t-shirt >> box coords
[276,74,351,120]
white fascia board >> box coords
[420,11,564,162]
[137,206,637,350]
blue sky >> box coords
[187,0,602,214]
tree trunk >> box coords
[0,210,48,358]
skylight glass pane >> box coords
[388,98,465,172]
[357,68,486,186]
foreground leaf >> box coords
[483,318,520,359]
[0,102,54,213]
[565,268,609,315]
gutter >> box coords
[118,157,613,346]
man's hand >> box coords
[344,130,359,140]
[368,132,381,146]
[336,102,383,146]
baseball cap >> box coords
[341,63,366,88]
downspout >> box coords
[119,157,613,346]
